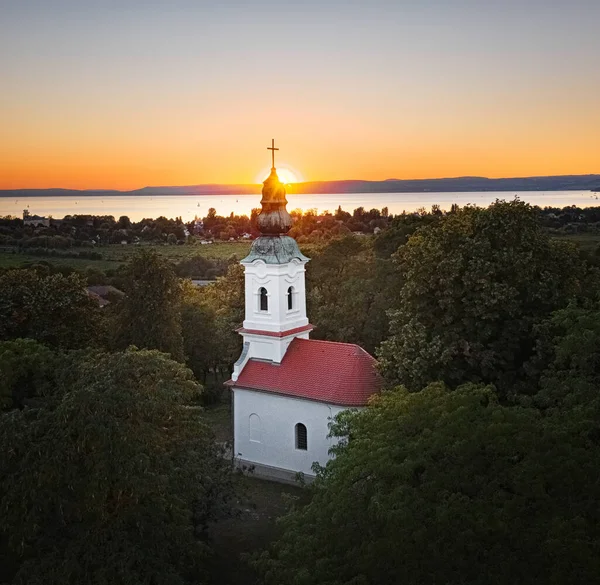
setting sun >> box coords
[256,166,302,185]
[276,168,300,184]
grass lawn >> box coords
[0,241,251,272]
[202,400,233,443]
[201,397,309,584]
[208,474,307,585]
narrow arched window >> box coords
[295,423,307,450]
[249,413,261,443]
[259,287,268,311]
[287,286,294,310]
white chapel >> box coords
[226,141,381,482]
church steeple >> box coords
[231,141,312,380]
[256,139,293,235]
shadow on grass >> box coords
[207,474,308,585]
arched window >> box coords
[259,287,268,311]
[287,286,294,310]
[295,423,307,450]
[249,413,261,443]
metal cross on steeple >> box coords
[267,138,279,169]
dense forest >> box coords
[1,199,600,584]
[3,200,600,247]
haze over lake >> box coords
[1,191,597,222]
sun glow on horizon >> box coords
[256,165,303,185]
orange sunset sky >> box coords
[1,0,599,190]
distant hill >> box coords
[0,185,258,197]
[286,174,600,194]
[2,174,599,197]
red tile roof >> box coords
[230,338,382,407]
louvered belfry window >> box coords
[295,423,307,450]
[259,287,268,311]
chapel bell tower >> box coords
[231,140,313,381]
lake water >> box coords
[1,190,597,222]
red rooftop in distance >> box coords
[228,337,382,407]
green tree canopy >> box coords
[193,263,245,372]
[0,347,234,585]
[0,339,59,410]
[112,250,184,360]
[0,269,102,349]
[255,383,600,585]
[180,279,232,391]
[378,199,586,393]
[306,236,398,354]
[529,303,600,420]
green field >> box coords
[98,241,251,262]
[0,241,252,272]
[554,232,600,252]
[2,233,598,274]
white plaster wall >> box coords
[231,330,311,380]
[245,329,310,362]
[233,388,347,477]
[242,259,309,333]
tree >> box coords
[255,383,600,585]
[182,294,217,382]
[112,250,184,360]
[116,215,131,229]
[378,200,586,393]
[180,280,225,388]
[372,211,438,259]
[179,265,245,394]
[0,348,234,585]
[306,236,395,354]
[0,269,103,349]
[530,303,600,415]
[195,263,245,373]
[0,339,58,410]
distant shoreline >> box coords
[2,174,599,197]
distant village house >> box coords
[86,285,124,308]
[23,209,50,227]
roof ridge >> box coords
[291,337,377,362]
[293,337,371,350]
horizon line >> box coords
[2,172,600,193]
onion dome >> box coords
[257,168,292,234]
[256,140,293,235]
